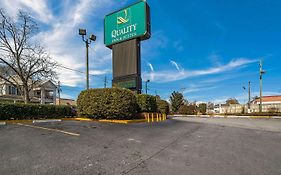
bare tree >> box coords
[0,10,57,103]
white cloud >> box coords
[143,58,258,83]
[1,0,53,22]
[3,0,114,87]
[60,93,75,100]
[148,63,154,72]
[183,85,219,94]
[89,69,111,75]
[146,62,155,81]
[170,59,181,71]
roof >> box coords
[253,95,281,103]
[37,80,57,87]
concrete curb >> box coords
[0,122,6,125]
[32,119,62,124]
[171,115,281,119]
[1,119,64,124]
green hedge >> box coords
[136,94,157,112]
[178,104,197,115]
[156,99,170,114]
[0,103,73,120]
[77,88,138,119]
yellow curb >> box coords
[249,116,272,119]
[98,119,147,124]
[1,117,166,124]
[3,120,33,124]
[65,118,150,124]
[63,118,94,121]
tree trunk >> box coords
[23,84,30,104]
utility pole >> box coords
[259,60,266,113]
[248,81,251,112]
[58,81,61,105]
[104,76,107,88]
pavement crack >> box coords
[122,124,202,175]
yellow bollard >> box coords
[151,113,154,122]
[162,113,164,121]
[147,113,150,122]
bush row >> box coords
[0,103,73,120]
[77,88,170,119]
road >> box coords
[0,118,281,175]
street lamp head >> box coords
[147,79,150,83]
[89,34,96,41]
[79,28,86,36]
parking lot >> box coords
[1,118,281,175]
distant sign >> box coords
[104,1,150,47]
[113,77,137,89]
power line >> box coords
[56,64,105,80]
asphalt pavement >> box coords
[0,118,280,175]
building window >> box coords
[8,86,16,95]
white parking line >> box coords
[16,123,80,136]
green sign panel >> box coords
[113,78,137,89]
[104,1,150,47]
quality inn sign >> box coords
[104,1,151,47]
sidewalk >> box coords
[172,114,281,119]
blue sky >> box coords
[1,0,281,103]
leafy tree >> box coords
[198,103,207,114]
[169,91,184,113]
[0,10,57,103]
[226,98,239,106]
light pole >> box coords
[243,81,251,113]
[79,29,96,90]
[242,86,247,114]
[248,81,251,112]
[145,80,150,94]
[259,60,266,113]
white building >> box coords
[0,78,57,104]
[211,95,281,114]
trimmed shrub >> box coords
[0,103,72,120]
[77,88,138,119]
[136,94,157,112]
[156,99,170,114]
[178,104,197,115]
